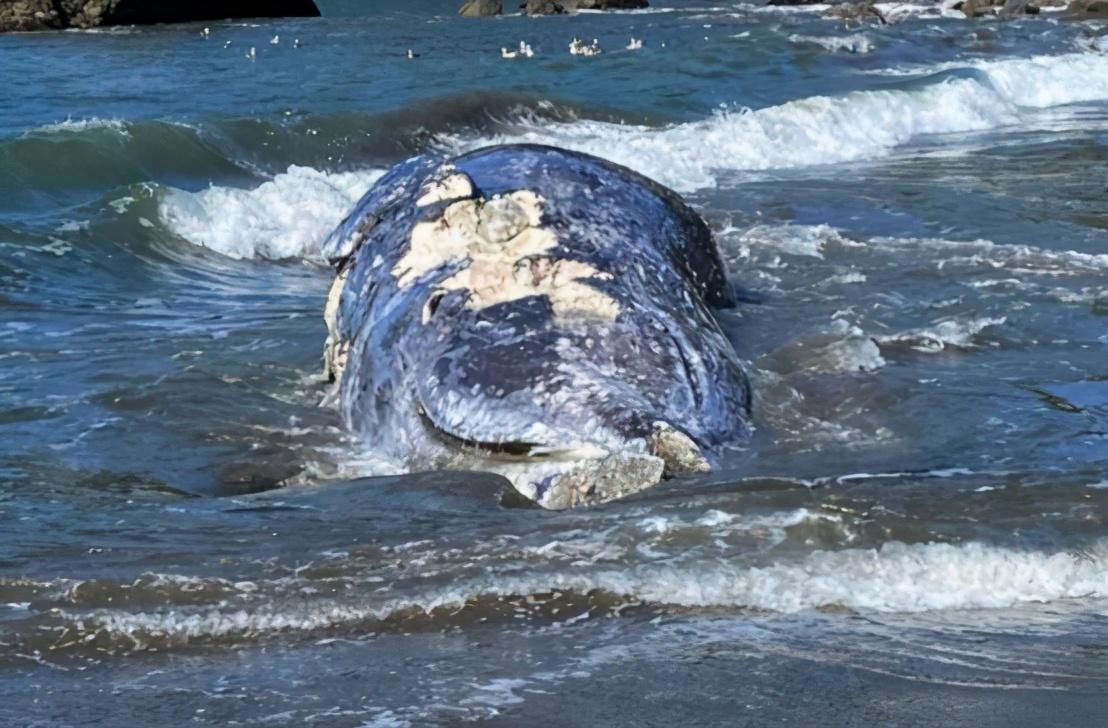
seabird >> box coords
[570,37,601,56]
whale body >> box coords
[321,144,751,508]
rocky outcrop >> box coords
[1066,0,1108,16]
[523,0,567,14]
[459,0,503,16]
[997,0,1040,17]
[954,0,1042,17]
[568,0,649,8]
[527,0,649,11]
[466,0,645,15]
[0,0,321,32]
[0,1,64,31]
[957,0,988,16]
[823,1,888,23]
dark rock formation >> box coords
[997,0,1040,17]
[0,1,63,31]
[956,0,1042,16]
[957,0,997,16]
[472,0,646,15]
[823,1,888,23]
[523,0,567,14]
[0,0,320,32]
[458,0,503,16]
[1066,0,1108,16]
[568,0,649,8]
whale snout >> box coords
[415,384,709,508]
[535,424,712,509]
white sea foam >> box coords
[743,2,832,14]
[453,52,1108,193]
[870,234,1108,275]
[27,117,130,136]
[813,326,888,373]
[592,540,1108,613]
[1075,34,1108,54]
[72,541,1108,645]
[729,223,861,259]
[788,33,875,54]
[730,224,1108,277]
[876,316,1006,352]
[158,166,383,260]
[875,1,957,19]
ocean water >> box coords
[1,2,1107,725]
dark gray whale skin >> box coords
[321,144,751,508]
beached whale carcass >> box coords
[321,144,751,508]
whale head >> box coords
[323,146,751,508]
[402,287,731,508]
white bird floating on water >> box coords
[626,37,643,50]
[201,27,210,39]
[246,46,256,60]
[518,40,535,57]
[501,47,519,59]
[270,35,280,45]
[293,38,301,49]
[569,37,601,56]
[224,40,232,48]
[407,48,418,59]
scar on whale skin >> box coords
[393,186,621,324]
[323,265,349,382]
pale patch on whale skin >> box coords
[323,265,350,382]
[444,255,619,323]
[395,188,621,323]
[415,170,474,208]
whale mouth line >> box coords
[416,404,548,460]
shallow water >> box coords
[1,1,1107,725]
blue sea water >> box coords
[1,2,1107,725]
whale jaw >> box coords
[531,450,666,510]
[414,408,710,509]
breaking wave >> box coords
[450,52,1108,192]
[32,540,1108,651]
[47,54,1108,262]
[788,33,875,54]
[158,166,384,260]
